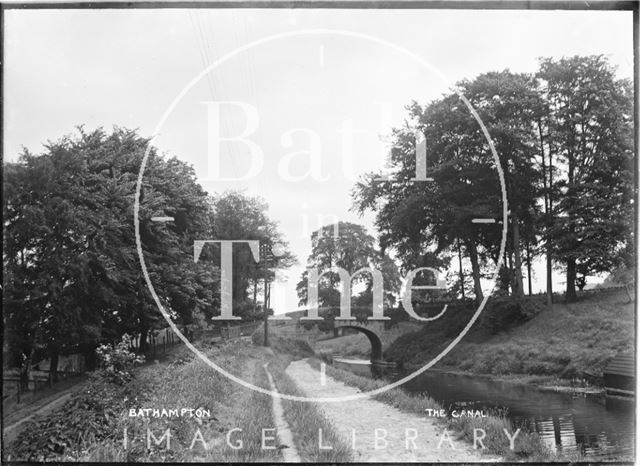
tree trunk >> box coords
[507,251,514,295]
[546,253,553,306]
[566,258,577,302]
[252,279,258,315]
[139,328,149,353]
[21,322,43,389]
[538,120,553,307]
[466,240,484,302]
[565,135,577,302]
[624,283,633,303]
[457,242,465,300]
[526,243,533,296]
[84,348,97,372]
[502,249,510,294]
[20,351,33,390]
[49,351,59,383]
[512,218,525,298]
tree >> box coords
[209,191,295,320]
[3,127,220,379]
[136,138,219,347]
[4,140,114,381]
[354,71,542,302]
[354,60,634,305]
[537,55,634,301]
[456,71,542,297]
[296,222,400,316]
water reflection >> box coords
[334,359,634,458]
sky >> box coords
[3,7,634,315]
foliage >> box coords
[296,221,400,315]
[537,55,634,300]
[479,297,533,334]
[3,127,293,378]
[265,334,315,359]
[4,375,147,462]
[353,71,543,302]
[3,127,217,374]
[95,334,145,384]
[384,301,476,362]
[5,343,279,462]
[78,343,319,462]
[210,190,296,320]
[352,56,633,304]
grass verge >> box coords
[263,348,353,462]
[387,291,634,385]
[4,341,282,462]
[4,336,355,463]
[307,357,572,462]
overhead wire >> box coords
[188,10,240,180]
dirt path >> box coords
[3,345,189,448]
[286,359,498,463]
[2,381,87,445]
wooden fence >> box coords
[2,366,82,406]
[3,320,290,405]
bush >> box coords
[269,335,315,359]
[5,376,146,462]
[480,297,529,334]
[95,334,145,384]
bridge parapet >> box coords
[333,319,386,335]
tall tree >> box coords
[354,71,542,302]
[537,55,634,300]
[209,191,295,320]
[457,71,542,297]
[296,222,400,315]
[3,127,220,377]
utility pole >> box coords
[259,242,277,347]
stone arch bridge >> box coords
[277,308,417,363]
[332,320,387,362]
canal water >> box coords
[334,359,634,459]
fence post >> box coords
[163,336,166,354]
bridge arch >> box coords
[334,324,383,362]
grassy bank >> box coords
[386,291,634,385]
[4,341,284,462]
[306,358,566,462]
[3,337,357,463]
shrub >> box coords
[480,297,533,334]
[95,334,145,385]
[5,376,146,462]
[269,335,315,359]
